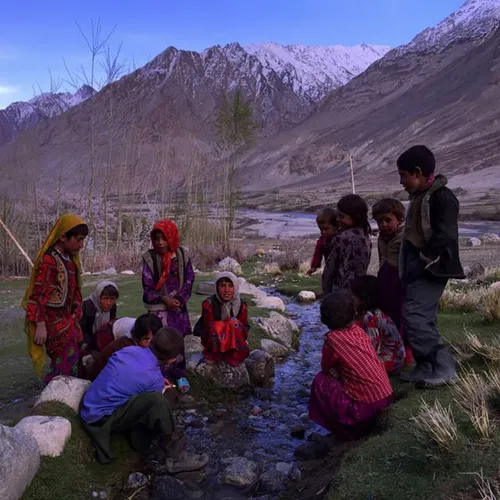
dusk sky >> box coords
[1,0,464,108]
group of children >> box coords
[21,144,464,444]
[22,215,251,396]
[307,145,465,435]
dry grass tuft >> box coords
[411,399,458,451]
[276,238,313,272]
[452,369,496,439]
[482,288,500,323]
[440,286,488,313]
[463,330,500,363]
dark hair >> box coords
[320,291,355,330]
[337,194,370,233]
[65,224,88,239]
[351,275,381,313]
[100,285,119,299]
[150,327,184,361]
[372,198,405,221]
[397,145,435,177]
[132,313,163,342]
[316,208,338,227]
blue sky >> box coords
[1,0,464,109]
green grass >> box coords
[329,312,500,500]
[21,402,141,500]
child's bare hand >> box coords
[163,378,176,391]
[306,267,317,276]
[164,297,181,311]
[34,323,47,345]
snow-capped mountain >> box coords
[245,42,390,101]
[397,0,500,55]
[0,85,94,146]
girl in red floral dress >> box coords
[22,214,88,383]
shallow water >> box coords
[173,296,327,499]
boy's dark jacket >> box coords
[400,174,465,280]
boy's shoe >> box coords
[417,347,457,388]
[399,362,432,383]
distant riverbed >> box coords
[239,209,500,239]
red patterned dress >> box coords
[26,249,83,383]
[200,296,250,366]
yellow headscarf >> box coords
[21,214,87,377]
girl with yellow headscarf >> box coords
[21,214,88,382]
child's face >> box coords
[138,331,153,348]
[338,212,354,230]
[217,279,235,302]
[99,294,117,312]
[375,213,401,237]
[399,169,427,194]
[319,223,337,240]
[351,294,362,313]
[60,234,86,255]
[153,232,169,254]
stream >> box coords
[152,296,328,500]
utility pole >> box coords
[348,154,356,194]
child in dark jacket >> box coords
[307,208,338,275]
[397,145,465,387]
[322,195,372,295]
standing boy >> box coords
[22,215,88,383]
[397,145,464,387]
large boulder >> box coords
[245,350,275,387]
[253,312,299,348]
[253,296,286,311]
[217,257,242,275]
[464,262,485,280]
[196,281,215,296]
[261,339,292,359]
[184,334,203,354]
[222,457,259,487]
[238,278,267,299]
[0,424,40,500]
[298,291,316,303]
[35,376,91,413]
[15,416,71,457]
[192,359,250,390]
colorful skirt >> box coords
[202,318,249,367]
[309,372,392,438]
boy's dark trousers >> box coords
[401,245,456,385]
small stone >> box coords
[275,462,294,476]
[466,237,482,247]
[188,419,204,429]
[258,469,287,493]
[300,412,309,423]
[222,457,259,487]
[251,406,263,416]
[126,472,148,489]
[215,408,228,418]
[120,270,135,275]
[291,424,306,439]
[217,257,242,275]
[294,440,330,460]
[298,291,316,303]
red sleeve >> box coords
[321,335,340,372]
[311,237,324,269]
[202,299,214,333]
[26,254,58,323]
[237,301,249,340]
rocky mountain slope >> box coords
[245,42,389,101]
[0,41,387,194]
[0,85,94,146]
[238,0,500,195]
